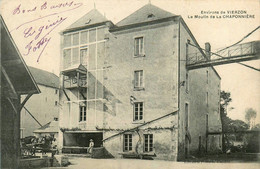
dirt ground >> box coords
[40,155,260,169]
[185,152,260,162]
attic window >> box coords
[147,14,155,18]
[85,19,91,24]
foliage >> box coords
[220,91,232,109]
[220,91,232,131]
[60,127,81,133]
[227,119,249,132]
[219,91,232,151]
[219,92,259,152]
[245,108,257,126]
[245,133,260,153]
[252,123,260,130]
[219,91,251,150]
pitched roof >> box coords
[116,4,175,27]
[33,120,59,133]
[29,67,59,88]
[64,9,109,32]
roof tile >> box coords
[65,9,109,31]
[29,67,59,88]
[116,4,175,27]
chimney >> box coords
[205,42,211,60]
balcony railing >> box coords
[64,76,87,89]
[62,64,88,89]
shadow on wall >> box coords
[154,142,174,160]
[86,72,122,117]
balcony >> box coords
[62,64,88,89]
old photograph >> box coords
[0,0,259,168]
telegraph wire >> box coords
[217,25,260,53]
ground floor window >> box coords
[79,106,86,122]
[123,134,132,151]
[144,134,153,152]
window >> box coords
[144,134,153,152]
[80,31,88,44]
[206,92,209,107]
[134,37,144,56]
[72,33,79,46]
[147,13,155,18]
[206,70,209,84]
[206,114,209,132]
[89,29,96,42]
[55,89,58,94]
[134,70,144,89]
[79,106,87,122]
[218,101,220,113]
[80,48,88,65]
[186,73,189,93]
[63,49,71,69]
[64,34,71,47]
[63,32,85,69]
[133,102,143,121]
[55,101,58,106]
[123,134,132,151]
[185,103,189,130]
[72,48,79,65]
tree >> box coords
[252,123,260,130]
[228,119,249,141]
[220,91,232,151]
[220,91,232,108]
[220,91,232,131]
[245,108,257,129]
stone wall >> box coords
[21,85,59,137]
[102,21,179,160]
[178,19,221,159]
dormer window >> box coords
[147,13,155,18]
[85,19,91,24]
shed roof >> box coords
[0,15,40,95]
[63,9,110,33]
[61,64,87,75]
[116,4,175,27]
[33,120,59,133]
[29,67,59,89]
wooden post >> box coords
[77,72,79,87]
[16,96,21,168]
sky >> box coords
[0,0,259,123]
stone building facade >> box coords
[20,67,59,137]
[58,4,222,160]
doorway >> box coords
[64,132,103,147]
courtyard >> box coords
[40,156,260,169]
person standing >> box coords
[88,139,94,154]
